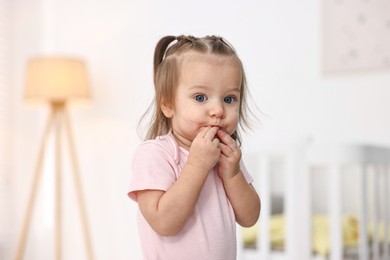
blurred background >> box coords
[1,0,390,259]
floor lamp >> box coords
[15,57,94,260]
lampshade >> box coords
[25,57,91,102]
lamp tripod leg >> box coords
[63,108,94,260]
[54,108,63,260]
[15,110,55,260]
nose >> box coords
[209,101,225,118]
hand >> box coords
[187,127,221,174]
[216,129,241,180]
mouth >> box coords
[210,125,222,131]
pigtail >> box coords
[153,36,176,85]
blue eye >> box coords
[194,95,207,102]
[224,96,236,104]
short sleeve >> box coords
[128,141,178,201]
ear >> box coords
[161,103,174,118]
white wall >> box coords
[6,0,390,259]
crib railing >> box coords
[238,139,390,260]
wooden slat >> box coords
[359,164,369,260]
[372,165,381,260]
[258,155,270,259]
[383,165,389,260]
[285,142,311,260]
[329,164,342,260]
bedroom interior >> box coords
[1,0,390,259]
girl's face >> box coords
[162,53,242,150]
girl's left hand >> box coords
[216,129,241,180]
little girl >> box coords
[128,35,260,260]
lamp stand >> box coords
[15,102,94,260]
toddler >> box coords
[129,35,260,260]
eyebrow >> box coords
[188,85,240,92]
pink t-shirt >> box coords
[128,133,253,260]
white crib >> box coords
[237,138,390,260]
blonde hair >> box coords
[141,35,251,144]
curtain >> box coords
[0,0,11,259]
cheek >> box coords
[225,114,240,134]
[174,109,203,126]
[176,105,203,120]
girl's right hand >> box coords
[186,126,221,174]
